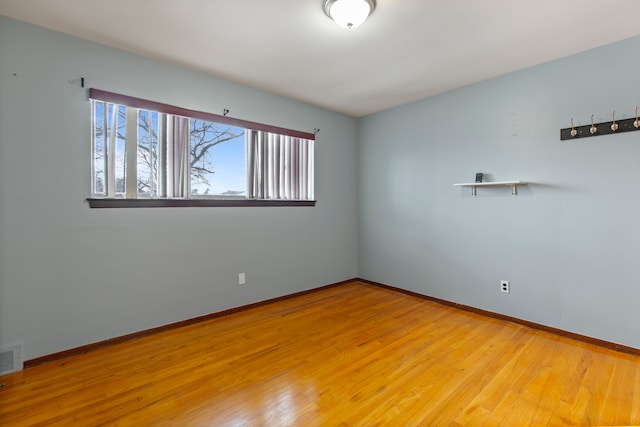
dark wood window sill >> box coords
[87,198,317,208]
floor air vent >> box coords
[0,343,23,375]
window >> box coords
[88,89,315,207]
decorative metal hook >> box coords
[570,118,577,137]
[635,107,640,129]
[611,111,618,131]
[590,115,597,135]
[223,108,229,116]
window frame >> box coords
[87,89,316,208]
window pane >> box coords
[91,101,126,196]
[92,101,105,195]
[137,110,160,197]
[113,105,126,195]
[190,119,245,197]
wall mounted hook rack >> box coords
[561,113,640,141]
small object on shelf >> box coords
[453,181,527,197]
[475,173,483,183]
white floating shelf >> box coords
[453,181,527,196]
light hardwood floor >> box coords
[1,281,639,426]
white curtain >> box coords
[105,103,118,198]
[165,115,190,198]
[247,130,314,200]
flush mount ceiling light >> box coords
[324,0,376,29]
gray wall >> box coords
[359,35,640,348]
[3,14,640,363]
[0,17,358,360]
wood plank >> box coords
[1,281,639,426]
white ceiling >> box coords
[2,0,640,117]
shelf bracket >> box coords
[471,185,517,196]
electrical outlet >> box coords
[500,280,510,294]
[238,273,246,285]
